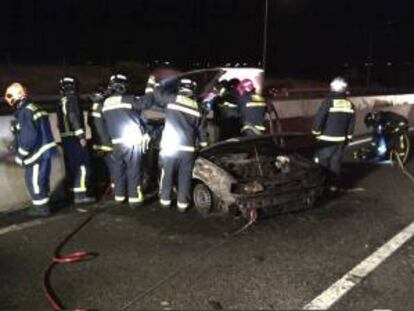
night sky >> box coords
[1,0,413,82]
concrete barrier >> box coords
[272,94,414,136]
[0,114,66,214]
[0,94,413,214]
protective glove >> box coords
[142,133,151,153]
[15,156,23,167]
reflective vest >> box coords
[15,101,57,166]
[312,93,355,142]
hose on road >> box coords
[43,183,112,311]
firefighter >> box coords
[312,77,355,190]
[101,74,151,208]
[159,78,208,212]
[214,78,242,140]
[359,111,409,162]
[4,82,57,217]
[88,86,114,188]
[238,79,267,136]
[57,77,94,204]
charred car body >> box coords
[192,135,326,217]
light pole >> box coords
[262,0,269,71]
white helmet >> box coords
[330,77,348,93]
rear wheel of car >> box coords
[193,183,214,217]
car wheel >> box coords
[193,183,214,216]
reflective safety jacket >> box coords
[160,94,208,155]
[240,92,267,134]
[102,94,149,146]
[88,99,112,152]
[15,101,57,166]
[312,92,355,142]
[57,94,86,139]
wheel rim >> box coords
[193,184,213,215]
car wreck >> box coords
[143,68,327,218]
[192,135,326,218]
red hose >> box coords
[43,182,112,310]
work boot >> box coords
[27,206,51,217]
[177,202,189,214]
[159,199,171,209]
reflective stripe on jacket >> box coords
[15,101,57,166]
[312,93,355,142]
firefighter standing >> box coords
[159,78,208,212]
[5,83,57,217]
[101,74,151,208]
[57,77,94,204]
[214,78,242,140]
[238,79,267,136]
[88,87,114,187]
[312,77,355,190]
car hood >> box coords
[199,133,322,160]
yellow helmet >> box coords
[4,82,28,107]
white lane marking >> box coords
[304,220,414,310]
[0,215,66,236]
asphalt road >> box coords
[1,152,414,310]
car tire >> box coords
[193,183,214,217]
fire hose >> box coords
[42,183,112,311]
[42,184,258,310]
[392,150,414,184]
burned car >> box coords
[142,68,327,218]
[192,134,326,218]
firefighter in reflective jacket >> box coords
[102,74,151,208]
[214,78,242,140]
[159,78,208,212]
[57,77,94,204]
[88,87,114,184]
[312,77,355,189]
[5,83,57,217]
[238,79,267,136]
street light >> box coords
[262,0,269,72]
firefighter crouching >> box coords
[356,111,410,163]
[238,79,267,136]
[312,77,355,191]
[158,78,208,212]
[88,86,114,189]
[5,83,57,217]
[101,74,151,208]
[57,77,95,204]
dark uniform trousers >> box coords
[219,117,241,140]
[112,144,143,203]
[315,143,345,179]
[25,158,52,207]
[61,136,91,199]
[159,151,194,208]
